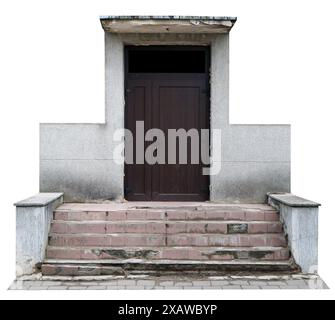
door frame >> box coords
[124,45,211,201]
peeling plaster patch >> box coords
[227,224,248,234]
[203,250,273,260]
[249,251,273,260]
[99,249,159,260]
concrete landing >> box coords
[9,274,328,290]
[57,202,277,211]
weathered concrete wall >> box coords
[15,193,63,276]
[210,35,290,203]
[268,193,320,273]
[40,34,124,202]
[40,33,291,203]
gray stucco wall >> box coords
[40,34,124,202]
[210,35,290,202]
[40,33,290,203]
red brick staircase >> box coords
[42,204,299,276]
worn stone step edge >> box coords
[53,210,279,222]
[51,220,282,224]
[54,206,277,213]
[54,210,278,214]
[50,221,283,234]
[41,259,298,276]
[49,233,287,247]
[46,246,290,261]
[38,273,318,282]
[49,232,285,237]
[43,259,294,266]
[47,246,287,251]
[46,245,288,251]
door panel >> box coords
[124,79,152,201]
[151,79,209,201]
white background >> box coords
[0,0,334,300]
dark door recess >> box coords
[125,46,210,201]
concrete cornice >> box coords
[268,193,321,208]
[14,193,64,207]
[100,16,237,34]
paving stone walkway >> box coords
[9,274,328,290]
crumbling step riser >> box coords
[50,221,283,235]
[41,262,298,277]
[46,247,290,261]
[54,210,279,222]
[49,233,287,247]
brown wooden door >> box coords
[125,47,210,201]
[125,78,153,201]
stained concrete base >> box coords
[9,274,328,290]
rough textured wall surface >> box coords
[16,194,63,276]
[268,194,319,273]
[40,34,124,202]
[40,33,290,203]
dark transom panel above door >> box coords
[124,46,210,201]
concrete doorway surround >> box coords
[40,16,291,203]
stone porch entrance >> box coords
[40,202,297,277]
[13,16,322,287]
[15,193,320,278]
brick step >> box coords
[50,220,283,235]
[49,233,287,247]
[54,209,279,222]
[41,259,298,276]
[46,246,290,261]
